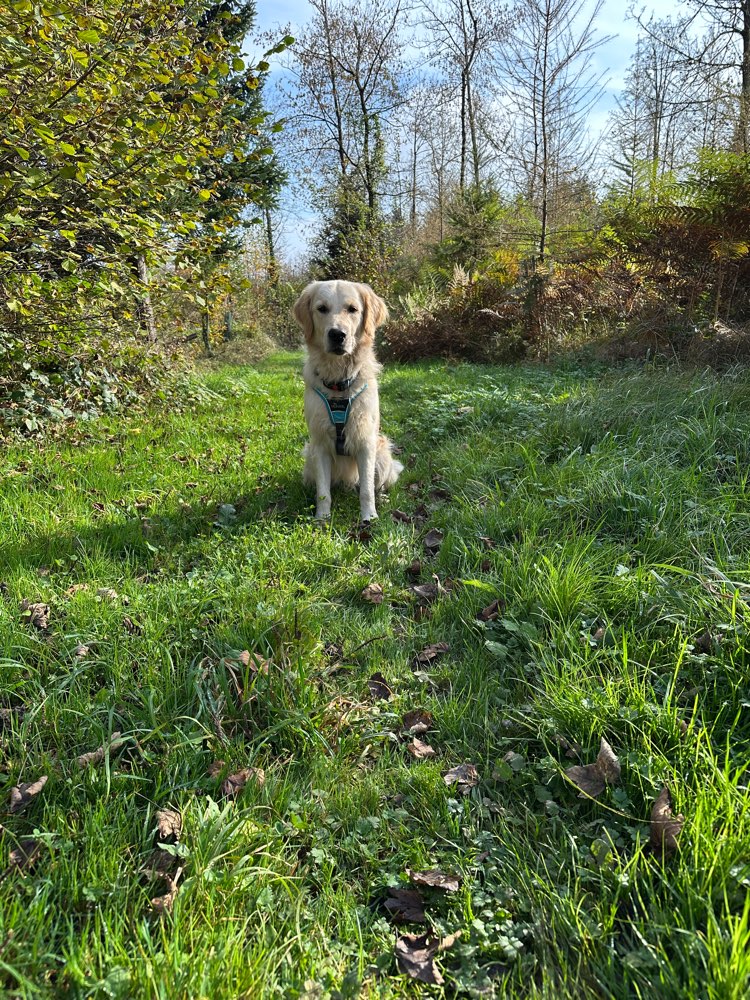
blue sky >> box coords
[252,0,684,262]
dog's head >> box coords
[293,280,388,357]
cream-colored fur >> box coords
[293,279,403,521]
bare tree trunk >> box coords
[538,1,550,262]
[410,117,418,234]
[224,296,234,341]
[459,69,467,191]
[265,206,279,288]
[134,254,157,343]
[201,308,211,354]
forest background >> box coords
[2,0,750,433]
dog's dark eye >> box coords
[346,305,359,313]
[317,305,329,314]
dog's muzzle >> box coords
[327,328,347,354]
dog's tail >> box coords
[376,435,403,491]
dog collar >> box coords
[315,369,360,393]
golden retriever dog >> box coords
[293,280,403,522]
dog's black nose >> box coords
[328,328,345,344]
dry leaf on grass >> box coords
[423,529,444,555]
[384,887,426,923]
[408,869,461,892]
[693,629,721,654]
[361,582,384,605]
[20,600,49,631]
[73,643,90,659]
[402,709,433,735]
[411,582,440,603]
[8,838,42,873]
[406,559,422,579]
[650,785,684,856]
[406,737,436,759]
[565,738,620,799]
[443,763,479,792]
[155,809,182,843]
[221,767,265,799]
[122,616,142,635]
[392,509,413,523]
[349,521,373,543]
[477,599,502,622]
[8,775,47,814]
[77,732,127,768]
[414,642,449,665]
[395,931,461,985]
[151,867,183,915]
[224,649,272,676]
[97,587,128,603]
[64,583,89,598]
[207,759,226,779]
[367,672,393,701]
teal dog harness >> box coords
[313,380,368,456]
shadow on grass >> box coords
[0,470,315,580]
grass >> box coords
[1,351,750,998]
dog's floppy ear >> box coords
[293,283,318,343]
[359,283,389,345]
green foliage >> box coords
[0,0,290,418]
[311,182,399,286]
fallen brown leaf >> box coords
[367,672,393,701]
[64,583,89,598]
[565,738,620,798]
[8,775,47,814]
[395,931,460,985]
[19,600,49,631]
[408,868,461,892]
[97,587,127,603]
[221,767,265,799]
[151,866,183,915]
[224,649,271,676]
[411,582,439,602]
[8,838,42,873]
[349,521,373,542]
[384,887,426,923]
[477,599,502,622]
[693,629,721,654]
[407,737,436,759]
[423,528,444,555]
[77,732,127,768]
[361,582,384,605]
[443,763,479,792]
[207,759,226,779]
[414,642,449,665]
[650,785,684,856]
[402,709,433,734]
[479,536,496,549]
[73,643,90,659]
[122,616,142,635]
[391,509,413,523]
[406,559,422,579]
[155,809,182,843]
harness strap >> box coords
[313,383,368,455]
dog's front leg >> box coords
[312,448,333,520]
[357,447,377,522]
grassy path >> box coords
[2,352,750,998]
